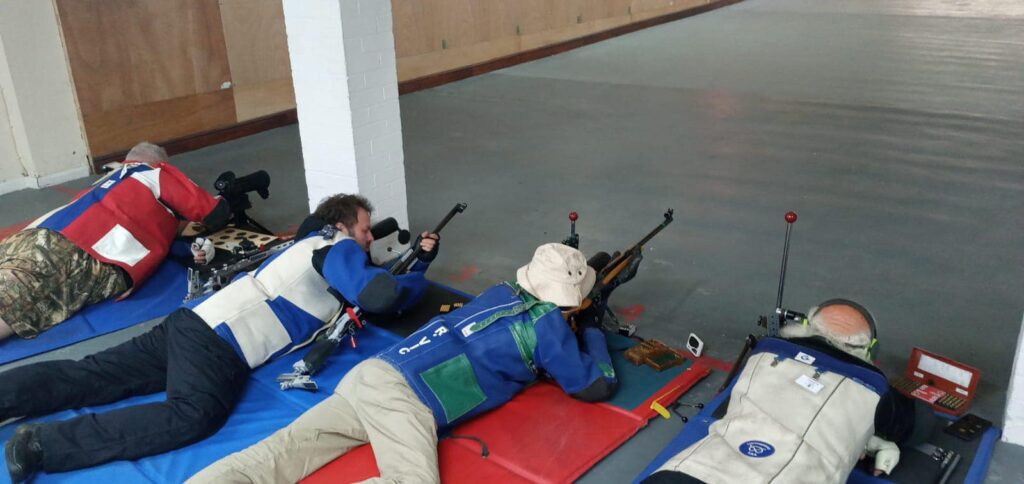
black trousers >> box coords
[0,308,249,472]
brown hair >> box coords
[312,194,373,231]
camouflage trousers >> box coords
[0,228,128,339]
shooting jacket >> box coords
[28,161,226,294]
[376,282,617,429]
[654,338,889,484]
[187,228,430,368]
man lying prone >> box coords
[644,299,935,484]
[2,194,439,483]
[188,243,619,484]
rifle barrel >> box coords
[598,209,674,280]
[392,202,467,274]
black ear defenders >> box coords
[807,298,878,360]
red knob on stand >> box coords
[569,212,578,222]
[784,211,797,224]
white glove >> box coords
[865,435,900,476]
[191,237,215,265]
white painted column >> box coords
[0,0,90,196]
[282,0,408,227]
[1003,312,1024,445]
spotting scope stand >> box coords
[563,211,580,249]
[758,211,807,337]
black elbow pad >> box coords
[202,198,231,231]
[311,246,330,277]
[358,273,401,313]
[571,377,618,403]
[905,399,937,447]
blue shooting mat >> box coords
[0,324,403,484]
[0,260,187,366]
[633,360,1000,484]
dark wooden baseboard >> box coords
[91,109,298,171]
[90,0,742,170]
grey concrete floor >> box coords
[1,0,1023,481]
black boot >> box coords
[5,424,42,483]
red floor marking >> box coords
[615,304,646,322]
[447,264,479,283]
[0,220,30,240]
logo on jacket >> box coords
[399,336,431,355]
[739,441,775,458]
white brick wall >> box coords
[283,0,408,227]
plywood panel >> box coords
[219,0,294,121]
[519,14,632,51]
[393,1,441,58]
[392,0,709,82]
[394,0,639,82]
[56,0,232,115]
[632,0,710,20]
[82,89,236,156]
[219,0,291,86]
[396,13,635,81]
[56,0,719,157]
[233,79,296,122]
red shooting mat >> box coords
[303,363,711,484]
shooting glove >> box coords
[865,435,900,476]
[191,237,215,265]
[417,235,440,263]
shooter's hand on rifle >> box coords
[191,237,215,265]
[417,232,440,262]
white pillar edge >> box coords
[1002,311,1024,445]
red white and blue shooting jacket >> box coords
[28,161,221,295]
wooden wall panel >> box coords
[219,0,295,121]
[393,0,642,81]
[632,0,710,21]
[56,0,232,115]
[81,89,235,157]
[58,0,721,159]
[393,1,439,58]
[56,0,236,157]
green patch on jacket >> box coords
[420,354,487,423]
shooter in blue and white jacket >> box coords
[190,243,618,484]
[1,194,439,483]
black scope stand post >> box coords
[563,211,579,249]
[769,211,798,337]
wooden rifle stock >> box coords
[565,209,674,330]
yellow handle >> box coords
[651,401,671,419]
